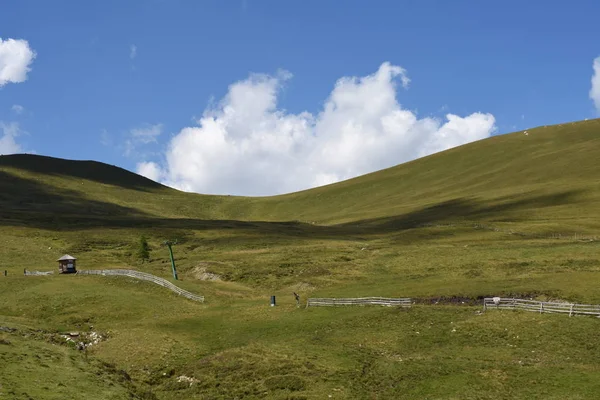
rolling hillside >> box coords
[2,118,600,229]
[1,119,600,399]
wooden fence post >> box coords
[569,304,574,317]
[540,302,544,314]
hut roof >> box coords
[57,254,77,261]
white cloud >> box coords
[100,130,112,146]
[124,123,163,157]
[0,38,36,87]
[136,161,162,182]
[131,123,162,143]
[0,122,23,154]
[130,44,137,60]
[11,104,24,114]
[591,56,600,113]
[141,62,496,196]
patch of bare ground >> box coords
[413,291,573,306]
[192,262,224,281]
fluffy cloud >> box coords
[136,161,162,182]
[140,62,496,195]
[0,122,23,154]
[591,56,600,113]
[0,38,36,87]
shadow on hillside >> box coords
[0,171,149,224]
[0,154,164,192]
[338,190,584,232]
[0,171,586,241]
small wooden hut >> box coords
[57,254,77,274]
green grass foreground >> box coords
[1,119,600,398]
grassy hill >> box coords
[1,118,600,399]
[3,118,600,228]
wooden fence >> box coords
[24,270,54,276]
[306,297,412,308]
[77,269,204,302]
[483,297,600,317]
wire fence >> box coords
[77,269,204,302]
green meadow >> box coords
[1,119,600,399]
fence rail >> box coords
[483,297,600,317]
[307,297,412,308]
[77,269,204,302]
[24,270,54,276]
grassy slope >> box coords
[3,118,600,226]
[262,118,600,228]
[1,119,600,399]
[0,331,138,400]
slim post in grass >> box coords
[569,304,574,317]
[164,240,178,280]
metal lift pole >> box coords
[164,240,178,280]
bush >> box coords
[138,235,150,262]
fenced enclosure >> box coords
[306,297,412,308]
[77,269,204,302]
[483,297,600,317]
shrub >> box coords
[138,235,150,262]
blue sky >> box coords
[1,0,599,195]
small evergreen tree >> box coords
[138,235,150,262]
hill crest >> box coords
[0,153,165,191]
